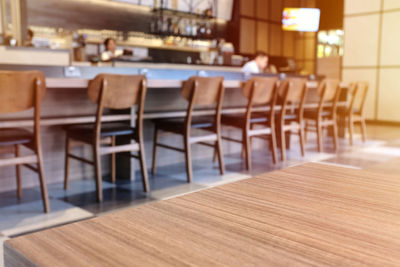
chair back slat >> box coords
[88,74,146,109]
[318,79,340,102]
[0,71,46,114]
[279,78,308,103]
[350,81,369,114]
[242,77,278,104]
[181,76,223,106]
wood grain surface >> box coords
[5,162,400,266]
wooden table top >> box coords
[7,162,399,266]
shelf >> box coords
[149,31,214,40]
[85,39,209,53]
[152,8,215,19]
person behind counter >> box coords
[241,51,269,74]
[24,28,34,47]
[101,38,123,61]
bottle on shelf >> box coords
[205,21,212,38]
[191,20,198,37]
[198,22,206,38]
[185,19,192,36]
[178,17,185,35]
[157,16,163,33]
[162,17,169,33]
[167,17,173,34]
[172,17,179,35]
[150,19,156,33]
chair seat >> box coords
[64,122,135,143]
[0,128,33,146]
[337,106,362,116]
[153,116,214,134]
[304,109,333,120]
[221,112,270,128]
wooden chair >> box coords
[344,81,369,145]
[0,71,50,213]
[63,74,149,202]
[151,76,225,183]
[277,78,308,161]
[304,79,341,152]
[220,77,278,170]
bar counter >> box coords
[0,63,326,128]
[0,63,334,194]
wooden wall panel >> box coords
[256,21,269,53]
[270,0,283,22]
[304,61,315,74]
[269,24,282,56]
[305,38,316,60]
[240,0,255,17]
[236,0,317,75]
[256,0,269,20]
[283,31,295,57]
[305,0,316,8]
[240,18,256,54]
[284,0,300,7]
[295,38,305,60]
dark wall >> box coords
[27,0,152,32]
[317,0,344,30]
[26,0,228,38]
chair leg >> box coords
[360,119,367,143]
[151,126,159,175]
[304,120,308,144]
[111,136,116,183]
[138,141,150,193]
[212,145,218,163]
[280,128,286,162]
[216,135,225,175]
[184,136,193,183]
[332,122,339,152]
[299,125,306,157]
[36,147,50,213]
[270,125,278,164]
[14,144,22,199]
[244,132,252,170]
[348,117,354,146]
[317,120,323,152]
[64,136,71,190]
[93,144,103,202]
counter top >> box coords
[45,78,319,89]
[1,45,70,52]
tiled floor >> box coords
[2,123,400,267]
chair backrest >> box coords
[278,78,308,103]
[89,74,147,140]
[349,81,368,115]
[242,76,278,104]
[181,76,224,106]
[316,79,341,117]
[0,70,46,114]
[180,76,225,134]
[278,78,308,119]
[88,74,146,110]
[318,79,340,102]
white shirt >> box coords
[101,49,123,61]
[241,60,261,74]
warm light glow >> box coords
[282,8,320,32]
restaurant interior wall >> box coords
[233,0,317,74]
[342,0,400,122]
